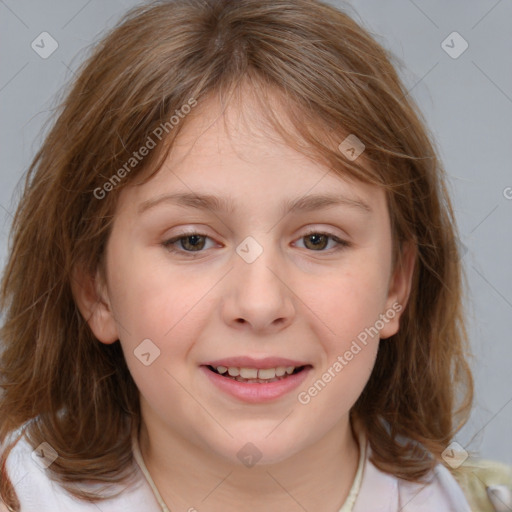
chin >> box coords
[214,434,306,468]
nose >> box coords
[221,240,296,334]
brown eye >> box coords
[303,233,329,250]
[162,233,213,254]
[295,231,349,253]
[179,235,206,251]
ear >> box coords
[71,265,119,344]
[380,240,416,339]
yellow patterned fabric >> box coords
[452,459,512,512]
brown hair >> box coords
[0,0,473,508]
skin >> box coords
[74,92,415,512]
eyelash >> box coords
[161,230,350,257]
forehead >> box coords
[118,92,387,216]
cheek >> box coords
[107,257,208,417]
[305,258,391,347]
[108,246,209,339]
[296,268,383,418]
[106,249,217,387]
[294,255,389,409]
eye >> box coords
[162,233,217,255]
[161,229,349,257]
[294,230,349,252]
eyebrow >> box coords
[138,191,372,216]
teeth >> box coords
[240,368,258,379]
[275,366,286,377]
[258,368,276,379]
[215,365,300,380]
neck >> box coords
[138,410,361,512]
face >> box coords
[77,94,413,466]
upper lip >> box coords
[202,356,311,369]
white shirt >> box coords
[4,430,472,511]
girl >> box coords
[1,0,509,510]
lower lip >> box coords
[200,365,312,403]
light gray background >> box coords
[1,0,511,465]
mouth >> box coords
[204,364,311,384]
[200,360,313,402]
